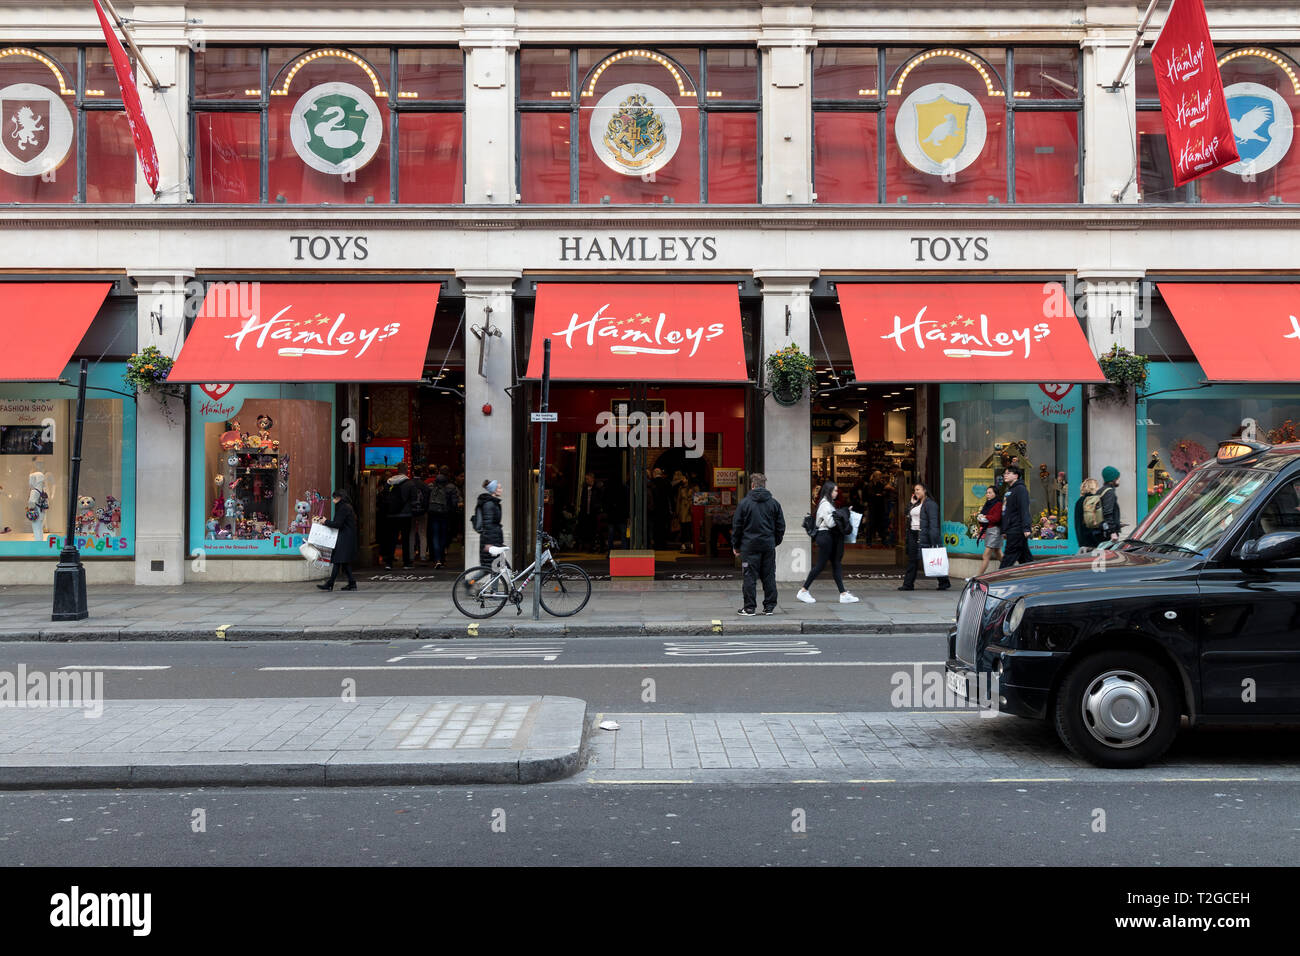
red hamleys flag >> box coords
[92,0,160,193]
[1151,0,1238,186]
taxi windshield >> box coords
[1129,466,1274,554]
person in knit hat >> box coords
[1100,465,1122,542]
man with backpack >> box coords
[385,464,420,569]
[731,473,785,616]
[427,466,460,569]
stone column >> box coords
[458,272,520,569]
[129,268,194,584]
[758,8,815,204]
[1082,7,1142,204]
[756,271,818,583]
[127,6,191,203]
[1079,269,1143,535]
[461,7,518,204]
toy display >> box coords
[96,495,121,536]
[75,495,98,535]
[207,413,306,541]
[288,499,312,535]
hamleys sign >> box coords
[526,284,747,382]
[837,283,1105,384]
[167,283,440,384]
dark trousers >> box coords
[742,548,778,612]
[903,530,951,589]
[999,533,1035,568]
[803,530,845,592]
[325,562,356,586]
[429,514,450,564]
[384,517,412,567]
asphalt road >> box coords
[1,782,1294,866]
[0,634,946,711]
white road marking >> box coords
[388,642,565,663]
[56,665,172,671]
[663,640,821,657]
[260,660,946,672]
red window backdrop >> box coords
[195,112,259,203]
[84,110,135,202]
[885,49,1009,203]
[520,48,758,204]
[398,113,463,203]
[1013,110,1079,202]
[520,112,571,203]
[814,112,879,202]
[193,46,260,100]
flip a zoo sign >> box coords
[0,82,74,178]
[589,83,683,177]
[289,82,384,176]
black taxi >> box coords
[947,439,1300,767]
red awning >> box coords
[837,283,1105,383]
[526,283,748,382]
[0,282,111,382]
[168,283,440,383]
[1158,283,1300,382]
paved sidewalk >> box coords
[0,579,960,641]
[0,695,587,787]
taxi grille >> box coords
[955,584,987,664]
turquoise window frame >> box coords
[187,383,336,558]
[0,362,136,558]
[939,382,1085,557]
[1136,361,1300,523]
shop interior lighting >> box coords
[857,89,879,96]
[550,90,570,97]
[245,89,261,96]
[889,49,1001,96]
[397,91,419,98]
[84,89,105,96]
[273,49,387,97]
[1217,48,1300,95]
[583,49,692,98]
[0,47,74,94]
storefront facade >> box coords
[3,2,1300,584]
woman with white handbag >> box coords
[316,490,359,591]
[899,482,950,592]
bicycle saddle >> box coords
[487,545,509,556]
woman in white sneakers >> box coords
[796,481,859,605]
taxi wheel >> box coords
[1053,650,1181,768]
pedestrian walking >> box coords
[374,473,393,570]
[409,466,431,562]
[316,490,358,591]
[465,478,505,586]
[900,481,951,590]
[1099,465,1123,543]
[797,481,859,604]
[731,472,785,616]
[576,472,603,553]
[384,465,419,569]
[427,466,460,568]
[1074,477,1106,551]
[975,484,1003,575]
[998,465,1035,568]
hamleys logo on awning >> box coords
[223,306,401,359]
[551,304,726,358]
[1286,315,1300,341]
[880,306,1052,360]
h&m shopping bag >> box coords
[307,522,338,550]
[922,547,949,577]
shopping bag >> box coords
[922,547,949,577]
[307,523,338,549]
[847,510,863,544]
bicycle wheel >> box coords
[452,566,509,618]
[539,563,592,617]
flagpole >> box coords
[99,0,165,90]
[1105,0,1163,90]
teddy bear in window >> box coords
[75,496,97,535]
[288,499,312,535]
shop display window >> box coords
[0,365,135,557]
[518,47,759,204]
[189,384,334,556]
[191,47,465,203]
[0,45,137,203]
[940,383,1083,556]
[814,46,1081,204]
[1138,363,1300,521]
[1137,46,1300,204]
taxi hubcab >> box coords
[948,439,1300,767]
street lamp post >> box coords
[52,359,90,621]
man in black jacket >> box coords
[731,473,786,616]
[1099,465,1122,543]
[999,465,1034,568]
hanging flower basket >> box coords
[765,343,817,407]
[124,346,184,425]
[1090,345,1150,406]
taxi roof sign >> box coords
[1217,439,1270,462]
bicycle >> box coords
[451,533,592,618]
